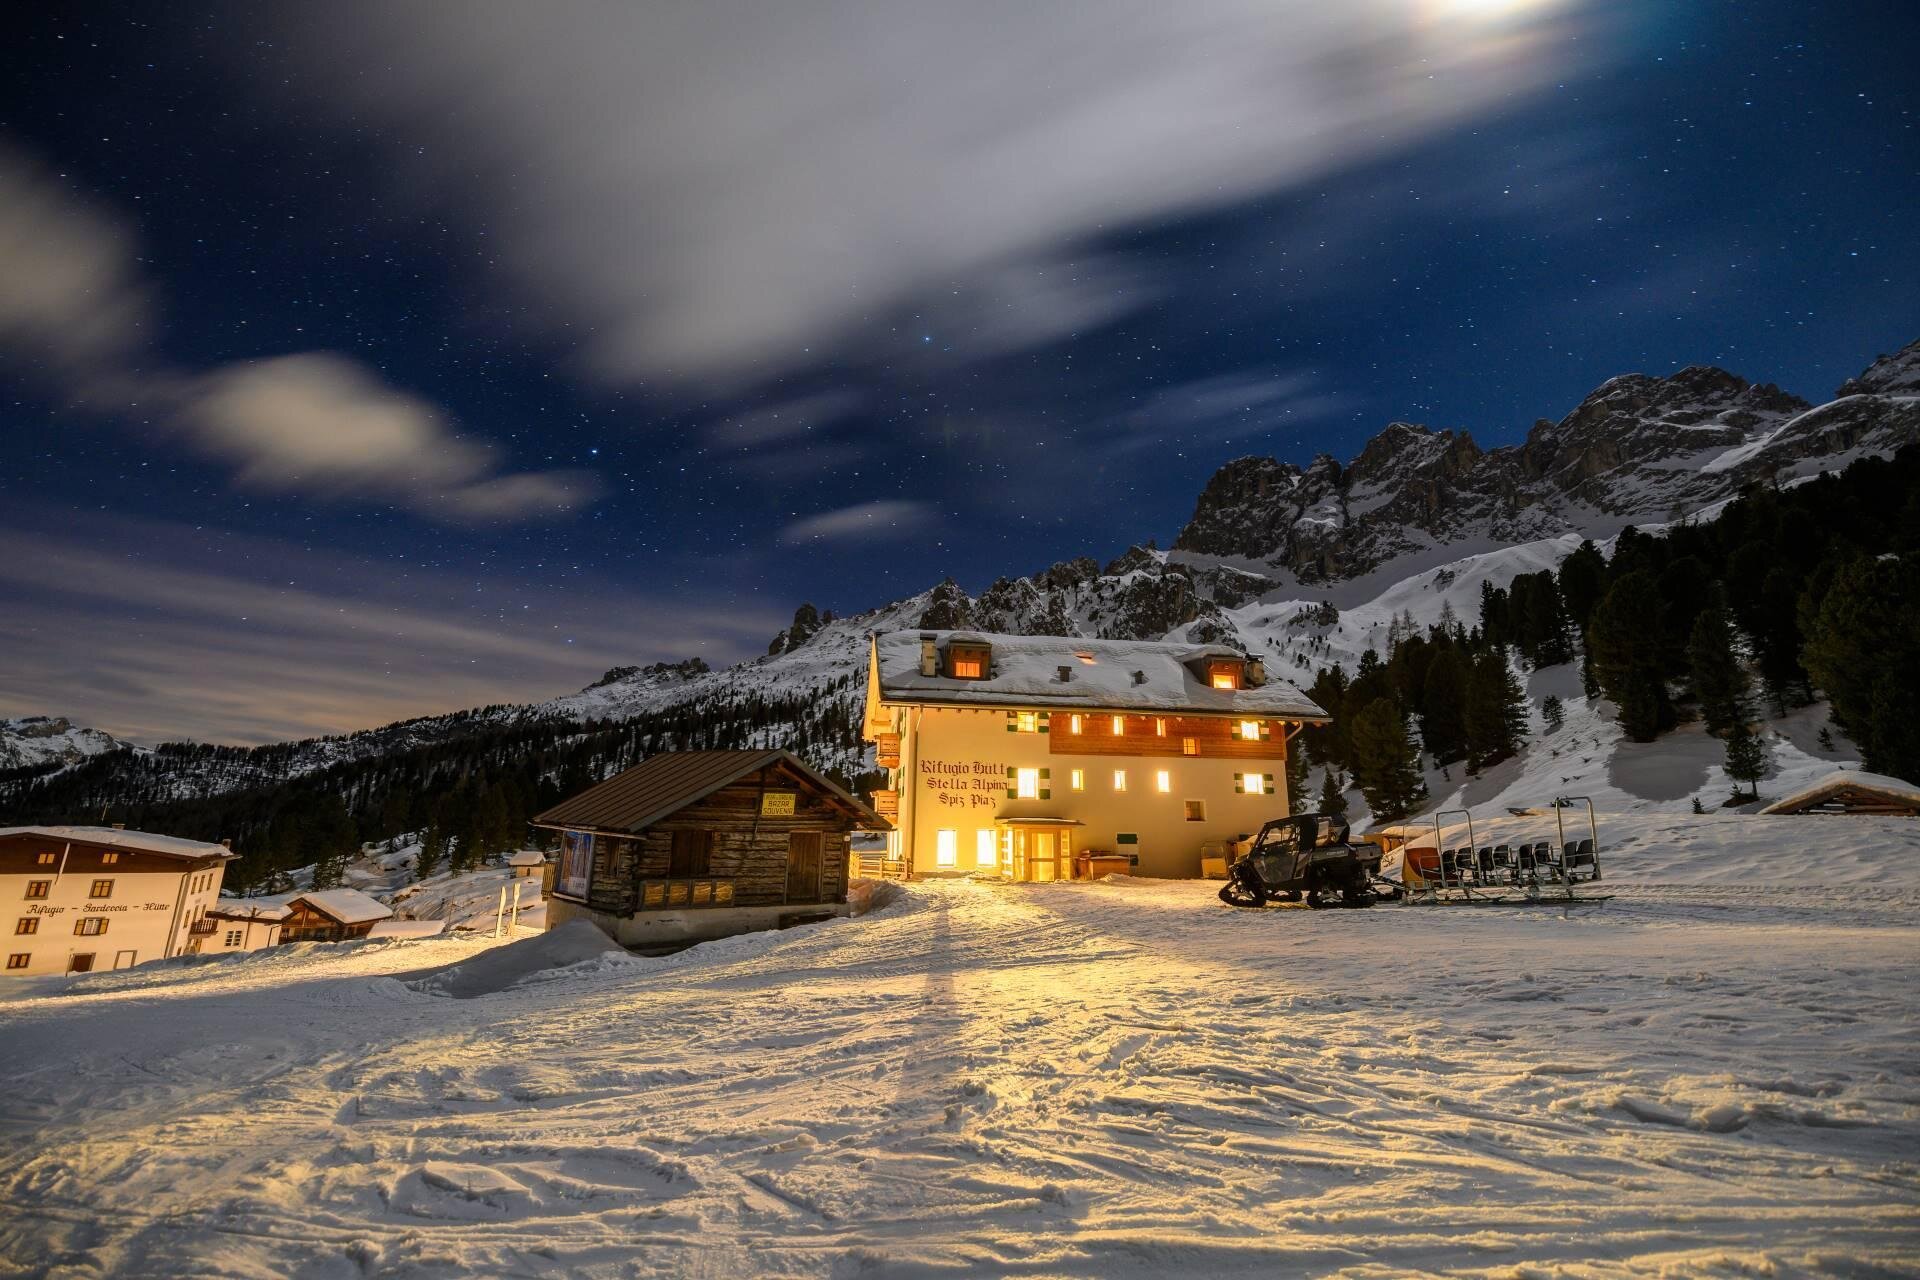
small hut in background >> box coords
[1759,770,1920,816]
[533,749,889,949]
[279,888,394,942]
[506,849,548,879]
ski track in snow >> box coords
[3,848,1919,1278]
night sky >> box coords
[1,1,1913,745]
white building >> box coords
[863,631,1328,880]
[2,825,238,975]
[201,899,290,953]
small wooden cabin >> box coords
[533,749,889,949]
[1759,770,1920,816]
[278,888,394,943]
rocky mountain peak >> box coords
[1838,338,1920,398]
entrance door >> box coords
[1031,831,1059,882]
[112,950,137,970]
[68,953,94,974]
[786,833,822,902]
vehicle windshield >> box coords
[1257,822,1303,856]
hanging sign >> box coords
[760,791,798,817]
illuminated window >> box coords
[975,831,997,868]
[23,881,49,901]
[948,645,989,679]
[1239,772,1270,796]
[1016,767,1041,799]
[950,656,982,677]
[1154,718,1167,736]
[5,955,26,971]
[1182,737,1199,756]
[101,852,120,865]
[35,853,54,865]
[1070,769,1085,791]
[1209,661,1241,690]
[1184,800,1206,822]
[1111,716,1126,735]
[1155,770,1171,794]
[1212,673,1237,690]
[75,917,107,936]
[90,880,114,899]
[1112,770,1128,792]
[15,918,37,935]
[1074,651,1096,665]
[1069,714,1083,735]
[1016,711,1039,733]
[1239,720,1261,740]
[936,830,958,867]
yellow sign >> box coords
[760,791,797,817]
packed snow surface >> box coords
[3,817,1917,1277]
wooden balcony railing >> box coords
[188,919,218,936]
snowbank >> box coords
[403,918,630,999]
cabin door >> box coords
[1030,831,1059,882]
[786,832,822,903]
[112,949,137,970]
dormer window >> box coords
[1208,660,1243,690]
[946,643,990,679]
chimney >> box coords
[1056,665,1072,682]
[1247,658,1267,687]
[919,634,939,677]
[220,838,233,849]
[1131,670,1147,686]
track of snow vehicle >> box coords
[1217,814,1383,910]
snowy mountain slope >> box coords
[0,716,126,772]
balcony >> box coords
[188,919,218,936]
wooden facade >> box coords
[279,899,384,943]
[1044,712,1286,760]
[534,751,887,924]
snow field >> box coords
[3,834,1917,1278]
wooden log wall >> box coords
[1046,715,1288,761]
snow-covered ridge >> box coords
[0,716,126,773]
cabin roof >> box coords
[285,887,394,925]
[1758,769,1920,815]
[531,748,888,835]
[506,849,548,866]
[207,897,293,922]
[871,630,1327,718]
[0,825,237,861]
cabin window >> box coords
[24,881,49,900]
[669,830,713,877]
[1069,714,1083,735]
[1070,769,1085,791]
[6,954,26,970]
[101,852,120,865]
[1185,801,1206,822]
[947,646,989,679]
[1112,770,1128,792]
[1015,768,1042,799]
[15,918,38,935]
[1155,770,1172,794]
[936,830,958,867]
[1238,720,1261,740]
[1016,711,1039,733]
[35,853,54,865]
[1236,772,1273,796]
[1110,715,1125,736]
[975,831,997,868]
[1182,737,1199,756]
[1209,661,1241,690]
[75,917,107,936]
[89,880,114,899]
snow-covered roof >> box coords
[366,919,447,939]
[872,631,1327,719]
[506,849,548,867]
[0,825,236,861]
[208,896,292,921]
[1758,770,1920,815]
[286,887,394,925]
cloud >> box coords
[708,391,862,449]
[247,1,1585,385]
[0,509,781,744]
[0,138,598,522]
[1112,370,1339,452]
[779,500,936,546]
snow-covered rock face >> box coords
[1173,351,1919,582]
[0,717,124,772]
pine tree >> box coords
[1588,569,1673,742]
[1723,723,1768,801]
[1348,698,1428,822]
[1317,767,1350,824]
[1686,597,1750,735]
[1285,734,1311,815]
[1464,651,1528,771]
[1542,695,1565,735]
[1800,552,1920,779]
[1418,647,1469,765]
